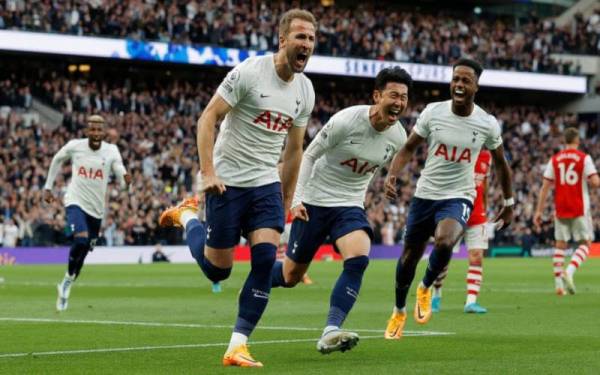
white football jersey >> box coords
[215,55,315,187]
[294,105,407,208]
[44,139,127,218]
[414,100,502,202]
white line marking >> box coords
[1,336,387,358]
[8,281,599,294]
[0,317,453,336]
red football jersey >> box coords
[467,150,492,226]
[544,149,597,218]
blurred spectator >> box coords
[0,1,597,74]
[152,244,170,263]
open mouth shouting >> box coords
[387,107,402,124]
[453,88,467,102]
[294,51,309,71]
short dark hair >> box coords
[564,127,579,144]
[374,66,413,96]
[453,58,483,79]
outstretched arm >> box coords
[490,145,514,230]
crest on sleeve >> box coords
[228,69,240,82]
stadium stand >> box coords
[1,58,598,248]
[0,1,598,73]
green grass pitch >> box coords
[1,258,599,374]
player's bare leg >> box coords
[464,249,486,313]
[553,240,568,295]
[386,240,427,339]
[563,240,591,294]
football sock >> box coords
[566,244,589,277]
[270,261,290,287]
[180,210,198,228]
[466,265,483,305]
[394,253,418,310]
[433,265,449,296]
[552,248,565,289]
[68,237,90,279]
[185,219,231,282]
[234,243,276,337]
[422,246,453,288]
[326,256,369,328]
[226,332,248,353]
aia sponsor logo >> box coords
[340,158,378,175]
[77,166,104,180]
[434,144,472,163]
[253,110,293,132]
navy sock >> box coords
[326,256,369,328]
[395,252,418,309]
[186,219,231,283]
[422,246,454,288]
[185,219,206,262]
[185,219,231,283]
[68,237,89,278]
[270,261,289,288]
[234,243,277,337]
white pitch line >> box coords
[0,336,388,359]
[0,317,453,336]
[8,281,600,294]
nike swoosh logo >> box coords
[260,94,270,98]
[350,141,361,144]
[416,305,425,320]
[238,355,258,363]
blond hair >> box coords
[87,114,105,124]
[279,9,317,37]
[564,127,579,144]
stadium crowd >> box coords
[1,68,599,249]
[1,1,598,74]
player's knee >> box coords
[434,236,455,252]
[207,264,232,282]
[72,236,90,253]
[344,255,369,274]
[283,271,303,287]
[250,243,277,272]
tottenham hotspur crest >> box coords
[383,144,394,162]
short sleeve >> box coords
[216,62,252,108]
[543,160,554,180]
[584,154,598,177]
[314,115,344,150]
[293,79,315,127]
[484,116,503,150]
[414,105,432,138]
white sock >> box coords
[181,210,199,228]
[393,306,407,315]
[466,294,477,305]
[226,332,248,353]
[418,281,428,290]
[433,287,442,298]
[323,325,339,336]
[64,272,75,282]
